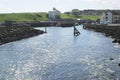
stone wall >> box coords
[83,24,120,44]
[0,26,44,45]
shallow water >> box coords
[0,26,120,80]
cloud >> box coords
[0,0,119,13]
[83,0,120,9]
[0,4,12,13]
[85,0,119,4]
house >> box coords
[48,8,61,20]
[100,10,120,24]
[79,10,104,16]
[72,9,80,17]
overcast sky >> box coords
[0,0,120,13]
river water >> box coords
[0,25,120,80]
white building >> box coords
[100,10,120,24]
[48,8,61,20]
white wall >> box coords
[100,11,112,24]
[48,9,61,20]
[100,12,106,24]
[107,11,113,24]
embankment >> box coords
[0,26,44,45]
[83,24,120,44]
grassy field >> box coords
[0,12,47,22]
[61,13,100,20]
[0,12,100,22]
[60,14,76,19]
[80,15,100,20]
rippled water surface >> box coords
[0,26,120,80]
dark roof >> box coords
[111,10,120,15]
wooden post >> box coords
[45,27,47,33]
[74,25,80,36]
[44,23,47,33]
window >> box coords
[114,17,117,19]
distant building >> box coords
[112,11,120,23]
[48,8,61,20]
[80,10,104,16]
[72,9,80,17]
[64,9,105,16]
[100,10,120,24]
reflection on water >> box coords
[0,26,120,80]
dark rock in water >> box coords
[109,58,114,60]
[112,39,120,44]
[118,39,120,44]
[118,63,120,67]
[105,34,110,37]
[112,39,118,43]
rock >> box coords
[118,39,120,44]
[109,58,114,60]
[112,39,118,43]
[118,63,120,67]
[0,26,44,45]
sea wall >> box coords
[83,24,120,30]
[0,26,44,45]
[83,24,120,44]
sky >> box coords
[0,0,120,13]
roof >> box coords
[111,10,120,15]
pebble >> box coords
[118,63,120,67]
[109,58,114,60]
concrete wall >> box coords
[84,24,120,31]
[113,15,120,23]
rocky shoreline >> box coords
[96,29,120,44]
[0,26,44,45]
[83,24,120,44]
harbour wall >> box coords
[83,24,120,44]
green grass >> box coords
[60,14,76,19]
[0,12,48,22]
[80,15,100,20]
[61,13,100,20]
[0,12,100,22]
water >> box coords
[0,25,120,80]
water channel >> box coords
[0,25,120,80]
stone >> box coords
[118,63,120,67]
[109,58,114,60]
[112,39,117,43]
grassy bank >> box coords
[0,12,100,22]
[80,15,100,20]
[0,12,47,22]
[61,14,100,20]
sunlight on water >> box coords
[0,26,120,80]
[77,55,118,80]
[114,43,120,48]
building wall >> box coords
[100,13,106,24]
[48,9,61,20]
[112,15,120,23]
[48,11,55,20]
[107,12,113,24]
[100,11,112,24]
[79,10,104,16]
